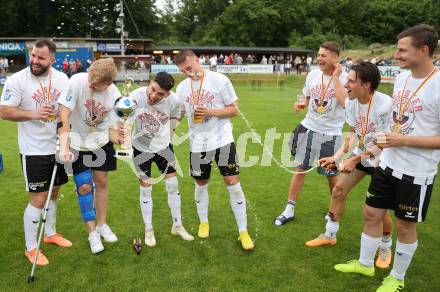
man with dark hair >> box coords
[273,42,347,227]
[34,38,57,55]
[307,62,394,269]
[119,71,194,247]
[174,50,254,250]
[320,41,340,56]
[335,24,440,292]
[0,38,72,266]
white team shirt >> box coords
[58,73,121,151]
[130,87,181,153]
[380,70,440,182]
[345,91,392,167]
[176,70,237,152]
[301,69,348,135]
[0,67,69,155]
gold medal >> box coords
[395,68,437,134]
[317,74,333,115]
[358,136,364,148]
[358,93,373,150]
[191,72,205,124]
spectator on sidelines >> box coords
[4,57,9,72]
[62,58,69,75]
[209,54,217,70]
[235,54,243,64]
[218,54,224,65]
[294,56,302,74]
[306,55,312,72]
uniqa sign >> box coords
[0,42,25,52]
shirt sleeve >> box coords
[107,85,123,127]
[345,99,356,127]
[302,71,311,96]
[377,97,393,132]
[0,76,22,107]
[220,78,238,105]
[170,94,181,119]
[57,78,78,110]
[339,71,348,85]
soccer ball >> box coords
[114,96,138,118]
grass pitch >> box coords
[0,75,438,291]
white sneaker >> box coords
[145,228,156,247]
[96,224,118,243]
[171,225,194,241]
[88,231,104,254]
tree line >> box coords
[1,0,439,50]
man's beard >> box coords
[30,62,50,76]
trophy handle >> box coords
[122,76,135,96]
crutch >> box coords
[27,162,58,283]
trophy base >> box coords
[115,150,133,158]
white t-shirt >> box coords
[345,91,392,167]
[380,70,440,182]
[301,69,348,135]
[0,67,69,155]
[130,87,181,153]
[58,73,121,150]
[176,70,237,152]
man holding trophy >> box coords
[119,72,194,247]
[58,58,121,254]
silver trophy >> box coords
[114,77,137,157]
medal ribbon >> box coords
[37,69,52,104]
[190,71,205,106]
[358,93,373,141]
[397,68,437,121]
[88,90,96,128]
[320,73,334,104]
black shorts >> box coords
[355,162,375,176]
[366,166,434,222]
[289,124,341,176]
[20,154,68,193]
[71,142,117,175]
[190,142,239,180]
[133,145,176,179]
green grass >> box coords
[0,75,438,291]
[340,46,397,61]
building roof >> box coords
[0,37,154,43]
[152,45,313,54]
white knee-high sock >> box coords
[195,183,209,222]
[45,199,57,237]
[166,177,182,227]
[390,240,418,280]
[24,203,42,251]
[379,233,392,250]
[227,182,247,232]
[139,185,153,229]
[359,232,381,267]
[325,219,339,239]
[281,200,295,218]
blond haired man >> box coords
[58,58,121,254]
